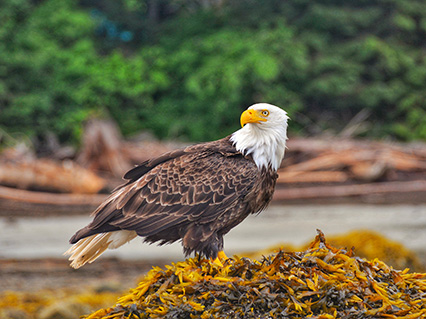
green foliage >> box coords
[0,0,96,143]
[0,0,165,143]
[145,26,308,140]
[1,0,425,144]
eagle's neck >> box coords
[230,123,288,171]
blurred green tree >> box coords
[0,0,425,145]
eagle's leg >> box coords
[185,230,227,266]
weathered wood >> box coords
[0,185,107,216]
[77,118,132,176]
[0,185,106,205]
[277,171,348,183]
[1,133,425,207]
[282,149,426,173]
[286,138,426,157]
[281,152,348,172]
[349,161,388,181]
[273,180,426,201]
[0,159,105,194]
[120,140,185,164]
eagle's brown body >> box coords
[66,103,288,268]
[70,136,277,259]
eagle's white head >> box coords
[230,103,289,171]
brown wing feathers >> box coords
[69,137,264,258]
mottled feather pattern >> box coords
[66,104,288,268]
[70,136,276,259]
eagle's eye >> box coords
[261,110,269,117]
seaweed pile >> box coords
[0,289,119,319]
[326,230,424,272]
[245,229,424,272]
[86,231,426,319]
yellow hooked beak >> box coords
[240,109,267,127]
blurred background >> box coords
[0,0,425,318]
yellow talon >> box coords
[212,257,224,267]
[211,251,229,267]
[217,251,228,260]
[213,250,229,267]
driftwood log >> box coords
[76,118,132,177]
[0,158,105,194]
[1,124,425,213]
[273,180,426,201]
[279,138,426,183]
[0,185,107,216]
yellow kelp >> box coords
[244,230,423,272]
[0,289,119,319]
[85,231,426,319]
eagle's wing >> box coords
[70,143,259,247]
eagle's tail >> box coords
[64,230,137,269]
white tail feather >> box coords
[64,230,137,269]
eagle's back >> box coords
[69,136,278,260]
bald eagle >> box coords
[65,103,289,268]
